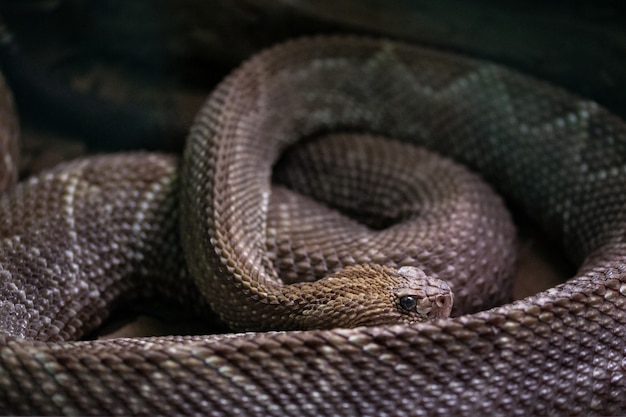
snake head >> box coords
[393,266,453,320]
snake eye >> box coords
[399,296,418,311]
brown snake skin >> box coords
[1,36,626,415]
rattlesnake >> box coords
[1,36,626,416]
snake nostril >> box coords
[428,295,452,319]
[436,295,448,308]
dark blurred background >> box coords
[2,0,625,147]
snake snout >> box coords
[428,292,453,319]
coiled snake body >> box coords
[1,36,626,415]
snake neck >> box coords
[210,264,452,332]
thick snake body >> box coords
[1,36,626,415]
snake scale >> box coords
[1,35,626,415]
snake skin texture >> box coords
[1,36,626,415]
